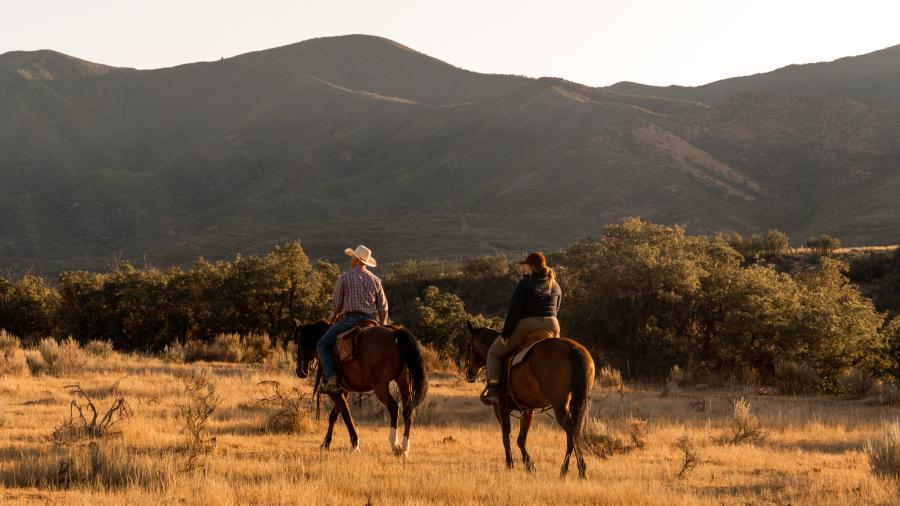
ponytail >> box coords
[542,266,555,292]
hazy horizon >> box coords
[4,1,900,87]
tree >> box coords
[0,274,59,340]
[805,235,842,256]
[727,229,790,261]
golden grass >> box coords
[1,352,899,505]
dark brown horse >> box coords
[463,321,595,478]
[296,321,428,456]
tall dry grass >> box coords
[0,351,898,505]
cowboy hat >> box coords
[344,245,377,267]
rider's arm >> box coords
[500,281,527,338]
[375,278,389,324]
[329,275,345,322]
[555,281,563,312]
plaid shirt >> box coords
[330,267,388,321]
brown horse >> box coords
[463,321,595,478]
[296,321,428,456]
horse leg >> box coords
[397,374,413,457]
[574,433,587,479]
[517,410,535,472]
[336,393,360,452]
[495,403,514,469]
[321,404,341,450]
[554,405,574,478]
[373,382,401,455]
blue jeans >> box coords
[317,313,375,380]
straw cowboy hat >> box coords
[345,245,377,267]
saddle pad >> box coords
[510,332,557,367]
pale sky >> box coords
[3,1,899,87]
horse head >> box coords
[295,320,329,378]
[463,320,498,383]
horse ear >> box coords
[466,320,475,332]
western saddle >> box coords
[481,329,558,405]
[333,319,380,364]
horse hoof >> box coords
[525,462,536,473]
[351,445,361,454]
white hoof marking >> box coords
[388,428,397,447]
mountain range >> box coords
[2,35,899,271]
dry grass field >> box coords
[1,349,898,506]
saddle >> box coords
[481,330,558,405]
[334,319,379,363]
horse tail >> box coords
[568,344,594,439]
[394,327,429,413]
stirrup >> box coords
[319,378,342,394]
[481,383,501,405]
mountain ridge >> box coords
[2,35,899,272]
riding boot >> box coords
[483,382,502,404]
[319,377,342,394]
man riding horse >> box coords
[317,244,388,394]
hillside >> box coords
[607,44,900,108]
[1,35,900,271]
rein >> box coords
[311,360,322,420]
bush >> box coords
[411,286,501,358]
[34,337,87,376]
[837,368,875,399]
[241,333,272,363]
[419,343,456,374]
[161,341,186,363]
[674,435,700,479]
[597,366,623,389]
[84,340,115,358]
[727,229,789,261]
[210,333,244,362]
[177,368,219,471]
[805,235,842,256]
[260,340,296,374]
[52,385,132,444]
[582,418,630,458]
[661,365,685,397]
[258,381,317,434]
[722,397,764,445]
[774,360,820,395]
[864,424,900,480]
[0,330,29,376]
[872,382,900,406]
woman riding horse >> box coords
[484,252,562,403]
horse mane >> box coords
[298,320,330,348]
